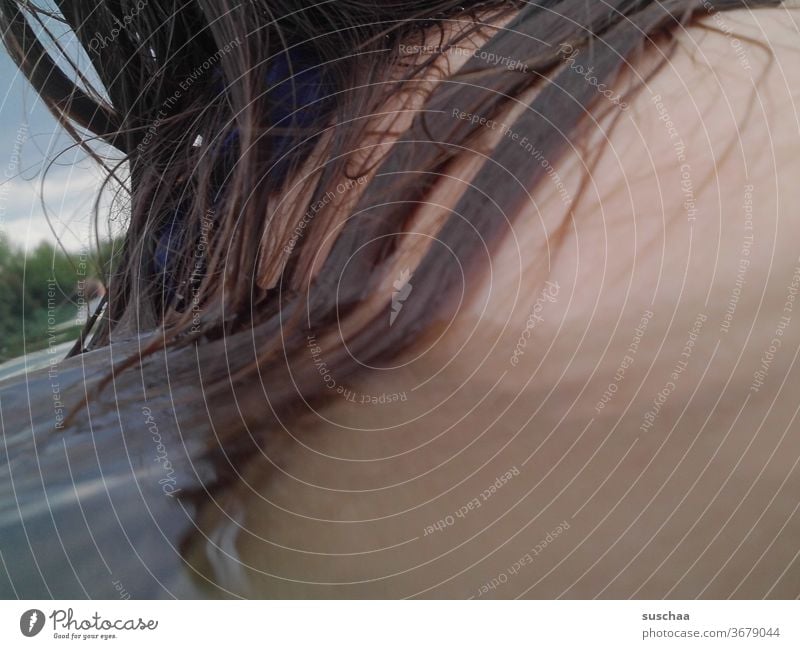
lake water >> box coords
[0,341,75,383]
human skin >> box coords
[192,6,800,598]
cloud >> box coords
[0,163,125,251]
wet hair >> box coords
[0,0,779,480]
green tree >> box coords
[0,234,113,362]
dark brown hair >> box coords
[0,0,778,482]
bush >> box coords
[0,235,112,362]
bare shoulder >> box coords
[198,5,800,598]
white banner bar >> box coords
[0,600,797,647]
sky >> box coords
[0,12,121,253]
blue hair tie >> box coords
[154,47,331,303]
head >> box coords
[0,0,778,474]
